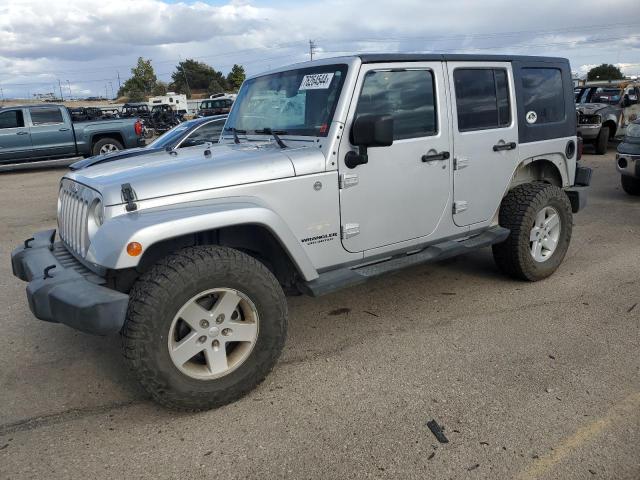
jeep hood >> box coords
[66,142,325,206]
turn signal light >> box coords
[127,242,143,256]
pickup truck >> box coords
[0,104,145,165]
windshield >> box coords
[148,123,192,148]
[225,64,348,136]
[576,86,622,105]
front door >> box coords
[447,62,519,226]
[0,109,32,163]
[339,62,451,253]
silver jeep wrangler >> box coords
[12,54,592,410]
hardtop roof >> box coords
[358,53,569,64]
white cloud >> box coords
[0,0,639,97]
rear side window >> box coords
[520,68,565,124]
[356,69,437,140]
[0,110,25,129]
[454,68,511,131]
[30,107,64,125]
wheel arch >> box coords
[87,200,318,286]
[508,157,569,191]
[91,132,125,149]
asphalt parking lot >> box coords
[1,149,638,479]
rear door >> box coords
[447,62,518,226]
[0,109,32,163]
[28,106,76,158]
[338,62,452,252]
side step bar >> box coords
[302,226,510,297]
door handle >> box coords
[16,131,29,136]
[59,128,70,132]
[493,142,517,152]
[422,151,450,162]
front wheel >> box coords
[621,175,640,196]
[492,183,573,281]
[122,246,288,411]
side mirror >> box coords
[345,114,394,169]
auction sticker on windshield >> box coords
[299,73,334,90]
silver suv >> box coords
[12,54,592,410]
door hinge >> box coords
[453,201,468,214]
[339,173,359,189]
[453,157,469,170]
[341,223,360,239]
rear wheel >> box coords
[122,245,288,411]
[492,183,573,281]
[621,175,640,196]
[92,137,123,156]
[595,126,609,155]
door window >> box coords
[181,120,225,146]
[0,110,25,129]
[355,69,437,140]
[454,68,511,131]
[30,107,64,125]
[520,68,565,124]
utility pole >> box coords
[66,80,72,99]
[105,85,108,100]
[109,81,114,99]
[117,71,121,91]
[309,40,317,61]
[0,87,4,103]
[178,55,191,98]
[58,79,64,101]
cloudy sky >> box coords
[0,0,639,99]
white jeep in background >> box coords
[12,54,591,410]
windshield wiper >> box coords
[224,127,245,144]
[255,128,288,149]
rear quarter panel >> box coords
[74,118,139,153]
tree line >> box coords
[118,57,246,102]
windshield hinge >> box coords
[121,183,138,212]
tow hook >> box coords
[43,265,56,279]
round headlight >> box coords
[92,199,104,227]
[627,122,640,138]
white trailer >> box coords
[148,92,188,114]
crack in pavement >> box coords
[0,400,142,437]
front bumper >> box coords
[577,124,601,140]
[11,229,128,335]
[616,153,640,178]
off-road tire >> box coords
[122,245,288,411]
[92,137,124,156]
[595,126,609,155]
[621,175,640,196]
[492,183,573,281]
